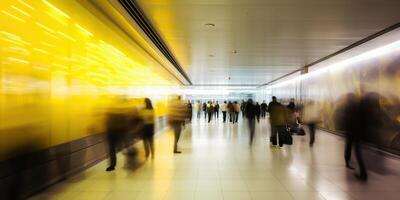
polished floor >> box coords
[30,115,400,200]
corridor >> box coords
[29,117,400,200]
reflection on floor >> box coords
[29,116,400,200]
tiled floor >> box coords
[29,116,400,200]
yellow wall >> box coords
[0,0,177,160]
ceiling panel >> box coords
[135,0,400,85]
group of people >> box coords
[193,100,269,124]
[104,95,372,182]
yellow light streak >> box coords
[35,22,55,33]
[1,10,25,22]
[8,57,29,64]
[33,48,51,55]
[11,6,31,17]
[17,0,35,10]
[42,0,70,19]
[44,31,59,39]
[58,31,76,42]
[75,24,93,37]
[2,38,25,46]
[40,42,56,48]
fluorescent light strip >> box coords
[11,5,31,17]
[35,22,55,33]
[8,57,29,64]
[58,31,76,42]
[75,24,93,36]
[1,10,25,22]
[33,48,51,55]
[42,0,70,19]
[17,0,35,10]
[268,39,400,89]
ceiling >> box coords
[134,0,400,85]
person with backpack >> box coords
[268,96,290,148]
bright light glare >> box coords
[42,0,70,19]
[267,39,400,89]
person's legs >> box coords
[235,112,239,123]
[229,112,232,122]
[354,140,367,181]
[106,135,117,171]
[249,118,255,145]
[216,111,219,118]
[344,135,353,168]
[270,125,277,146]
[309,123,316,146]
[173,123,182,153]
[149,135,155,158]
[208,112,212,123]
[223,111,226,122]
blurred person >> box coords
[202,102,207,119]
[195,100,201,119]
[168,96,189,154]
[241,100,247,118]
[339,93,368,181]
[221,101,228,123]
[245,99,256,145]
[105,105,135,171]
[287,98,296,113]
[234,101,240,123]
[302,100,320,146]
[214,101,220,119]
[186,100,193,122]
[255,102,261,123]
[141,98,155,158]
[207,101,214,123]
[268,96,289,148]
[260,100,268,118]
[228,101,234,122]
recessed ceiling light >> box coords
[204,23,215,27]
[232,50,238,54]
[208,54,214,57]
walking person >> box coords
[234,101,240,123]
[168,96,189,154]
[260,100,267,118]
[268,96,289,148]
[202,102,207,120]
[255,102,261,123]
[195,101,201,119]
[302,100,320,146]
[228,101,234,123]
[245,99,256,145]
[141,98,155,158]
[214,101,220,119]
[221,101,228,123]
[240,100,247,118]
[207,101,214,123]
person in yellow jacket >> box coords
[140,98,155,158]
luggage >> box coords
[279,126,293,145]
[289,123,305,136]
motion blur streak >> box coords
[0,0,178,161]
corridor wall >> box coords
[262,38,400,155]
[0,0,177,198]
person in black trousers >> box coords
[260,100,267,118]
[245,99,256,145]
[255,102,261,123]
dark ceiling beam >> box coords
[118,0,192,85]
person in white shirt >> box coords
[221,101,228,122]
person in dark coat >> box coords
[255,102,261,123]
[202,102,207,119]
[260,100,268,118]
[245,99,256,145]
